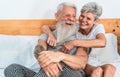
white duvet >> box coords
[88,33,120,77]
[0,35,40,77]
[0,33,120,77]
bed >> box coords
[0,19,120,77]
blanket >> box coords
[0,35,40,77]
[0,33,120,77]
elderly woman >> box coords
[42,2,116,77]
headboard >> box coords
[0,19,120,54]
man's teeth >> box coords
[66,21,74,25]
[66,23,72,25]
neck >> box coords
[78,29,89,35]
[79,26,94,35]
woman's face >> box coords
[79,12,96,33]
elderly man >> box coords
[4,2,88,77]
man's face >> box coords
[79,12,96,33]
[56,6,77,42]
[56,6,76,27]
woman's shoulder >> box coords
[94,23,104,29]
[92,23,105,34]
[95,23,104,26]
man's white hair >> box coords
[57,2,77,13]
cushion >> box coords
[0,35,40,77]
[88,33,120,66]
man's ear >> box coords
[55,13,59,21]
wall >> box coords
[0,0,120,53]
[0,0,120,19]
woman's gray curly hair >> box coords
[81,2,102,20]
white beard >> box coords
[56,22,77,43]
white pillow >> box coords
[88,33,120,66]
[0,35,40,71]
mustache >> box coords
[65,20,74,25]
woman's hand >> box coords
[42,25,57,48]
[47,33,57,48]
[61,41,74,54]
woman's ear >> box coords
[94,19,99,24]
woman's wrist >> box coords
[73,39,81,47]
[48,31,53,37]
[72,40,76,47]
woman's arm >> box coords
[62,33,106,52]
[72,33,106,48]
[84,64,97,75]
[42,25,56,36]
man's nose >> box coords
[68,16,75,21]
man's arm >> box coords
[37,39,48,50]
[42,62,62,77]
[61,47,88,70]
[35,39,62,77]
[34,33,49,59]
[38,47,88,70]
[34,40,47,59]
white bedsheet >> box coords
[0,35,40,77]
[88,33,120,77]
[0,33,120,77]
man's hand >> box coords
[38,51,65,67]
[61,41,74,53]
[47,33,57,48]
[42,63,62,77]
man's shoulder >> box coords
[38,33,48,40]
